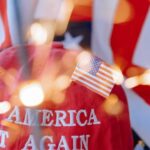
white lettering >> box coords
[22,134,37,150]
[6,106,101,127]
[0,130,9,148]
[80,135,90,150]
[40,136,56,150]
[72,135,78,150]
[67,110,76,126]
[21,134,91,150]
[55,111,67,127]
[87,109,101,125]
[57,136,69,150]
[76,110,87,126]
[41,110,54,126]
[23,108,40,126]
[6,106,21,124]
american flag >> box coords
[71,55,115,98]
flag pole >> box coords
[12,0,31,80]
[12,0,42,144]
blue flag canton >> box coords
[89,56,102,76]
[78,56,102,76]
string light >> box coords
[76,51,91,71]
[102,94,124,116]
[124,69,150,89]
[30,23,48,45]
[124,76,139,89]
[139,70,150,85]
[55,75,71,91]
[112,66,124,85]
[19,81,44,107]
[114,0,133,24]
[0,101,11,114]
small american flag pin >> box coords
[71,54,115,98]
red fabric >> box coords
[0,44,133,150]
[110,0,150,104]
[70,0,92,22]
[0,0,12,50]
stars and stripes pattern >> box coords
[71,55,115,98]
[92,0,150,147]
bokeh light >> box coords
[124,69,150,88]
[124,76,139,89]
[55,75,71,91]
[114,0,133,24]
[76,51,91,70]
[30,23,48,45]
[61,51,78,75]
[55,0,74,35]
[112,66,124,85]
[51,91,66,104]
[0,101,11,114]
[126,67,142,77]
[102,94,124,116]
[19,81,44,107]
[139,70,150,85]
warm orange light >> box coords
[30,23,48,44]
[19,81,44,107]
[126,67,141,77]
[103,94,124,116]
[139,70,150,85]
[0,101,11,114]
[125,69,150,88]
[51,91,65,104]
[55,0,74,35]
[114,0,133,24]
[74,0,92,5]
[76,51,91,71]
[112,66,124,85]
[124,76,139,89]
[55,75,71,91]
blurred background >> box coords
[0,0,150,149]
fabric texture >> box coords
[0,44,133,150]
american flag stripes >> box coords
[72,55,115,98]
[92,0,150,147]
